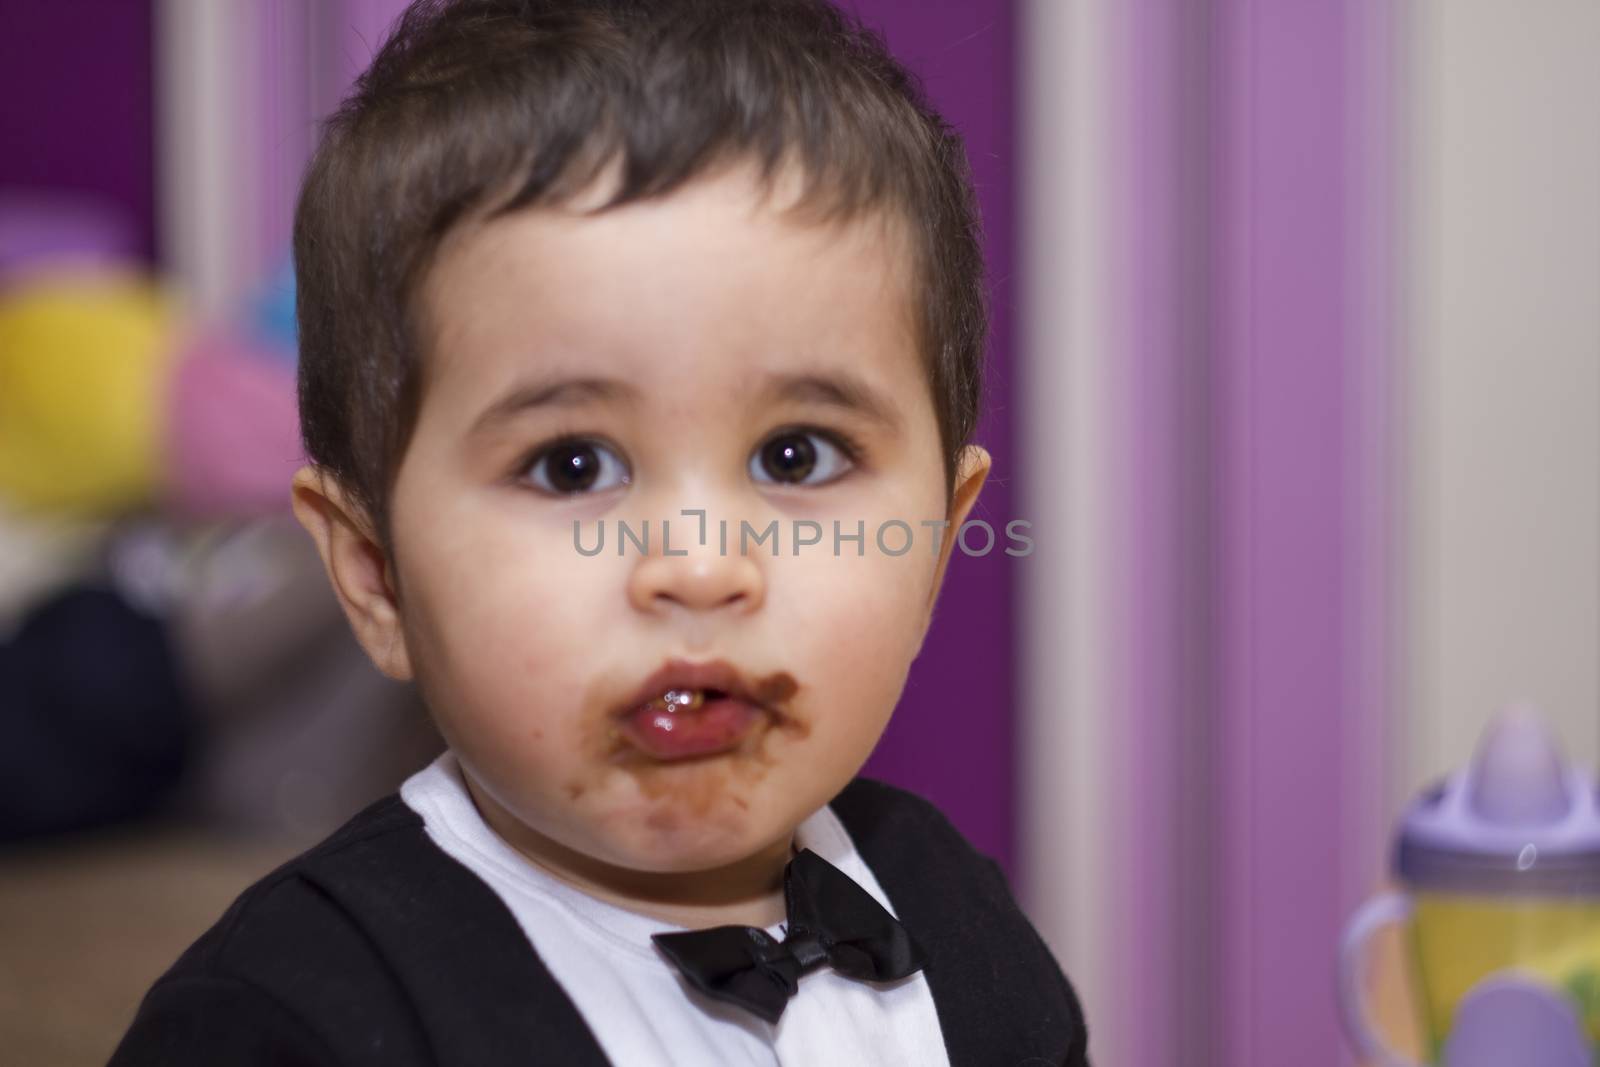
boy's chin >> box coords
[574,796,801,877]
[599,819,791,876]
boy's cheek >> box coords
[399,581,598,727]
[793,569,924,680]
[789,549,935,624]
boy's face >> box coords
[299,161,988,878]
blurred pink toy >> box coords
[162,330,304,519]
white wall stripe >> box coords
[1406,0,1600,790]
[1019,0,1116,1061]
[157,0,241,320]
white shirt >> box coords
[400,751,951,1067]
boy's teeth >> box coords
[660,688,705,711]
[644,687,736,713]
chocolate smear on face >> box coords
[564,668,810,819]
[752,670,798,707]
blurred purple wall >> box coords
[0,0,157,262]
[845,0,1020,875]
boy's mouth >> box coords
[608,658,798,762]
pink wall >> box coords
[1092,0,1400,1061]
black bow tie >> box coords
[650,848,927,1024]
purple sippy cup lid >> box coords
[1396,705,1600,896]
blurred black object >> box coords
[0,586,192,842]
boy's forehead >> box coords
[415,158,920,387]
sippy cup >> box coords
[1339,707,1600,1067]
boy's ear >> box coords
[289,466,414,681]
[924,444,992,621]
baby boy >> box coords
[110,0,1089,1063]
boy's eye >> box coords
[522,438,630,495]
[749,429,856,487]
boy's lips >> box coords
[609,658,796,762]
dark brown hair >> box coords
[295,0,986,546]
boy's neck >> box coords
[461,771,794,931]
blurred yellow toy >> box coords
[0,271,177,515]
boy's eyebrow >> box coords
[470,376,639,436]
[762,371,902,429]
[469,369,902,435]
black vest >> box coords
[108,776,1089,1066]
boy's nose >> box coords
[625,535,766,617]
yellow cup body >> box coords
[1410,890,1600,1059]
